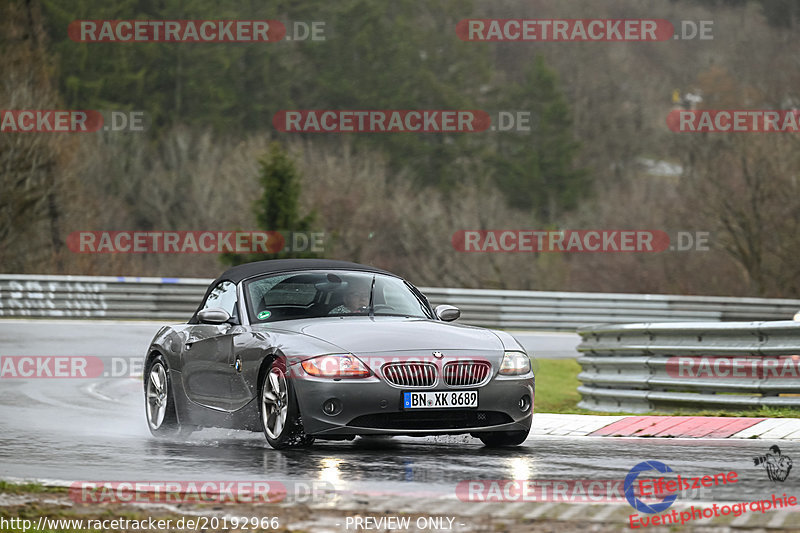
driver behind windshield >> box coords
[329,280,370,314]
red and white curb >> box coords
[531,413,800,439]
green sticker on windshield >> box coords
[257,310,271,320]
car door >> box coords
[181,280,241,410]
[228,329,276,410]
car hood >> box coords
[259,316,504,354]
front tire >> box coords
[477,429,529,447]
[260,361,314,449]
[144,354,183,437]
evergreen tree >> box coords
[222,142,317,265]
[491,56,587,222]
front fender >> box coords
[490,329,527,353]
[145,325,191,370]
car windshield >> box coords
[244,270,433,323]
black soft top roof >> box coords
[214,259,394,284]
[188,259,408,324]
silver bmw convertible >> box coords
[144,259,534,449]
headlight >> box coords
[499,351,531,376]
[301,354,371,378]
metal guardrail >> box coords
[577,321,800,412]
[2,274,800,329]
[0,274,208,320]
[421,287,800,330]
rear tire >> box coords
[260,361,314,449]
[477,429,529,447]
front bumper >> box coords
[291,371,534,437]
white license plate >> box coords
[403,390,478,409]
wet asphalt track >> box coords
[0,320,797,511]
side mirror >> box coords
[435,304,460,322]
[197,307,231,324]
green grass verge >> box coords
[533,358,800,418]
[0,481,66,494]
[533,358,583,413]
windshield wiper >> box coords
[368,275,376,318]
